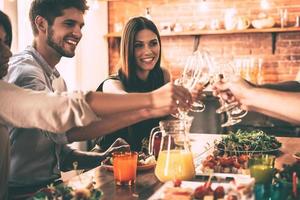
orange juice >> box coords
[155,150,195,182]
[113,152,137,185]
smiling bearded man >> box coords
[45,7,83,58]
[4,0,93,194]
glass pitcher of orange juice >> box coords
[148,117,195,182]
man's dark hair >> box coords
[0,10,12,47]
[29,0,89,35]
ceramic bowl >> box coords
[252,17,275,29]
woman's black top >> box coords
[94,68,166,152]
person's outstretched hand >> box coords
[150,82,192,111]
[212,76,253,110]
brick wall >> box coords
[107,0,300,84]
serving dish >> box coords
[214,129,281,156]
[252,17,275,29]
[148,177,255,200]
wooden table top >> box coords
[67,134,300,200]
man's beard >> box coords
[46,27,75,58]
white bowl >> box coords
[252,17,275,29]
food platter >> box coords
[148,181,231,200]
[192,130,283,176]
[195,153,251,175]
[102,162,156,172]
[148,177,255,200]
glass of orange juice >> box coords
[112,151,138,186]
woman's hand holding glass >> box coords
[189,50,212,112]
[172,50,212,119]
[172,76,199,119]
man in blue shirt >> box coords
[5,0,102,192]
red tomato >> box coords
[214,186,225,198]
[173,179,182,187]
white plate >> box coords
[195,163,251,176]
[148,177,255,200]
[195,172,251,180]
[148,181,230,200]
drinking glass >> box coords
[172,55,202,119]
[172,49,212,119]
[112,151,138,186]
[213,61,248,127]
[249,154,275,185]
[191,49,214,112]
[221,110,242,127]
[214,62,238,113]
[279,8,288,28]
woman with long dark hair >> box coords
[95,16,171,151]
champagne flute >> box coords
[172,49,214,119]
[172,54,205,119]
[189,49,212,112]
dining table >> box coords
[66,133,300,200]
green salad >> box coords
[214,129,282,156]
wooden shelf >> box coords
[105,26,300,54]
[105,26,300,38]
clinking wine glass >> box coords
[222,109,243,127]
[189,49,212,112]
[214,61,248,127]
[172,50,212,119]
[172,77,199,119]
[214,61,240,113]
[172,55,202,119]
